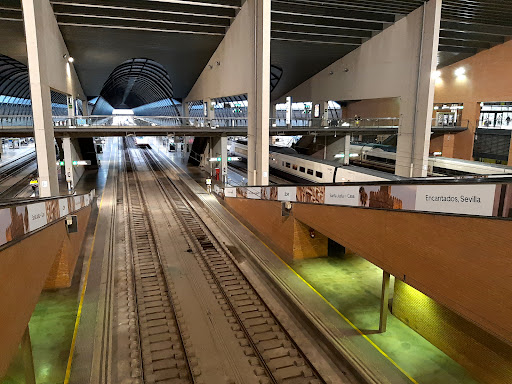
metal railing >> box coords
[0,115,401,130]
[431,118,469,128]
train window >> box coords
[307,169,313,175]
[285,162,291,168]
[316,171,323,178]
[292,164,298,170]
[299,166,305,173]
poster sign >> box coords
[415,184,496,216]
[278,187,296,202]
[224,187,236,198]
[59,198,69,218]
[27,202,47,232]
[325,186,359,206]
[314,103,320,118]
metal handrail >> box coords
[0,115,402,130]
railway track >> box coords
[123,141,195,383]
[124,138,327,384]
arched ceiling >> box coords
[1,0,511,100]
[98,58,174,109]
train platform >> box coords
[0,143,34,166]
[155,150,483,384]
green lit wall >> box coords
[393,280,512,384]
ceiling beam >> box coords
[51,0,236,17]
[440,29,506,44]
[271,22,373,38]
[439,37,491,49]
[52,5,231,27]
[438,44,478,54]
[55,14,226,35]
[271,31,361,45]
[272,12,383,31]
[441,20,512,37]
[271,2,395,23]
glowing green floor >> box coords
[1,287,79,384]
[290,254,479,384]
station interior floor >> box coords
[1,138,482,384]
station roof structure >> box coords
[1,0,511,100]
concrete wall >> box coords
[273,0,440,176]
[224,197,512,347]
[434,40,512,160]
[185,2,254,101]
[394,280,512,384]
[23,0,84,100]
[0,206,91,376]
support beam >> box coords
[379,271,391,333]
[395,0,441,177]
[22,0,59,196]
[63,137,74,192]
[248,0,270,186]
[343,134,350,165]
[185,0,270,186]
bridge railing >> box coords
[0,115,402,130]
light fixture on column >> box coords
[63,54,74,63]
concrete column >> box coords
[22,0,59,196]
[395,0,441,177]
[62,137,74,191]
[247,0,270,186]
[82,99,89,116]
[21,327,36,384]
[343,134,350,165]
[379,271,391,333]
[221,135,228,184]
[67,95,75,117]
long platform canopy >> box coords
[0,0,511,100]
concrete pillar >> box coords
[62,137,74,191]
[379,271,391,333]
[343,134,350,165]
[221,135,228,184]
[395,0,441,177]
[247,0,270,186]
[67,95,75,117]
[22,0,59,196]
[21,327,36,384]
[210,135,228,182]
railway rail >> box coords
[117,137,335,384]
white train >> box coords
[135,136,151,148]
[230,141,402,183]
[350,143,512,176]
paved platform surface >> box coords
[0,138,116,384]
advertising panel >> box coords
[296,186,325,204]
[0,208,11,246]
[27,202,47,232]
[324,186,359,206]
[415,184,497,216]
[224,187,236,198]
[74,195,82,210]
[278,187,297,202]
[261,186,278,200]
[59,198,69,218]
[246,187,261,199]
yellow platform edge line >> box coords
[221,201,418,384]
[64,140,115,384]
